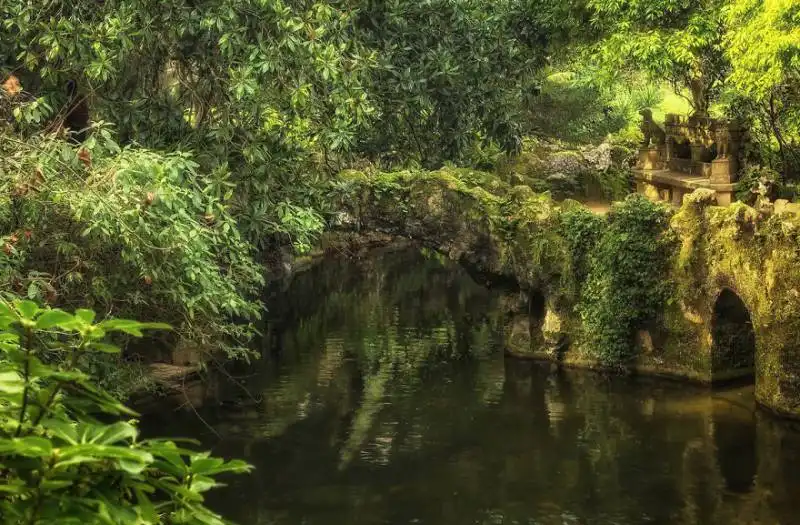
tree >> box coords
[0,299,251,524]
[346,0,543,166]
[587,0,728,115]
[1,0,376,250]
[724,0,800,177]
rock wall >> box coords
[334,169,800,417]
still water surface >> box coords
[145,246,800,525]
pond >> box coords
[143,245,800,525]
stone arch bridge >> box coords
[335,168,800,418]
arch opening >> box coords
[522,290,548,357]
[711,289,756,383]
[529,291,546,334]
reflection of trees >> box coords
[150,247,800,525]
[216,246,504,447]
[201,357,800,525]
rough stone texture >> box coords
[495,141,633,202]
[670,193,800,417]
[336,168,800,418]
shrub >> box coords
[0,299,251,524]
[734,165,796,205]
[0,131,264,365]
[577,195,676,365]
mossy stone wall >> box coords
[335,169,800,417]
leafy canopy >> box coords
[586,0,728,113]
[0,132,264,363]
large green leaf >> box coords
[0,436,53,457]
[15,299,40,321]
[36,309,76,330]
[89,421,138,445]
[0,370,24,394]
[99,319,171,337]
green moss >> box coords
[334,169,800,417]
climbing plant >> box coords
[558,206,604,293]
[577,195,676,365]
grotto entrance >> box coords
[711,288,756,383]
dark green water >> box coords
[144,246,800,525]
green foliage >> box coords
[0,0,373,251]
[723,0,800,179]
[4,0,799,382]
[558,207,604,288]
[0,132,263,363]
[577,195,676,365]
[0,0,570,250]
[353,0,550,167]
[725,0,800,100]
[734,165,797,204]
[587,0,728,114]
[497,140,634,203]
[0,299,251,524]
[524,71,629,143]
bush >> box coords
[577,195,676,365]
[0,299,250,524]
[0,131,264,366]
[734,165,797,205]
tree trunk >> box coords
[689,76,709,117]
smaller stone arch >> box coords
[529,291,546,335]
[710,288,756,382]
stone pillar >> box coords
[638,181,661,202]
[638,147,664,170]
[711,158,738,184]
[671,188,685,207]
[714,190,734,207]
[690,143,705,163]
[665,136,674,162]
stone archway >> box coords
[529,291,546,340]
[711,288,756,382]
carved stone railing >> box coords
[634,112,746,206]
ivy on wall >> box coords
[576,195,676,365]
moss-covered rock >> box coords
[495,140,634,202]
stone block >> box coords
[690,143,705,162]
[671,188,684,207]
[637,147,665,170]
[715,190,734,207]
[710,158,738,184]
[637,181,661,202]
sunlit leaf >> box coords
[36,309,75,330]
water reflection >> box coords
[143,246,800,525]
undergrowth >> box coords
[0,130,264,376]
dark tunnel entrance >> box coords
[711,289,756,382]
